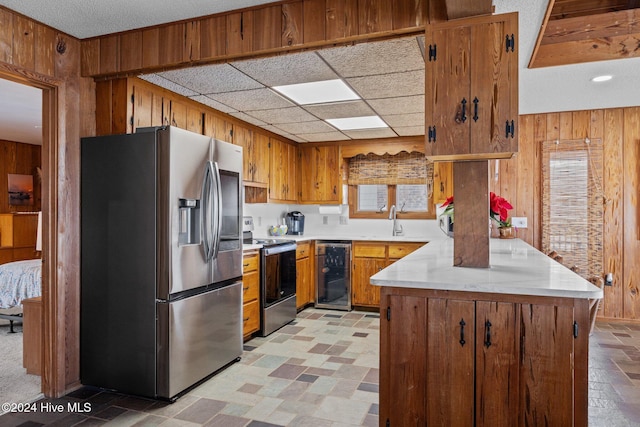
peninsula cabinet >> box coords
[298,145,341,204]
[425,12,518,161]
[379,288,586,427]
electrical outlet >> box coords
[339,216,348,225]
[511,217,527,228]
[323,216,328,225]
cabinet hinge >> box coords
[573,321,579,338]
[428,44,437,61]
[428,126,437,143]
[130,116,134,126]
[131,93,135,104]
[505,120,515,138]
[505,34,515,52]
[386,306,391,321]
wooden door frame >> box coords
[0,64,62,398]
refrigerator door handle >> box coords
[211,161,223,260]
[201,161,215,261]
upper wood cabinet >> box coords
[235,126,269,187]
[298,145,341,204]
[269,137,297,202]
[204,113,233,143]
[425,12,518,161]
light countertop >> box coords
[370,238,604,300]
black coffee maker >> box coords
[285,211,305,235]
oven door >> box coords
[262,244,296,307]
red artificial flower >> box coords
[490,192,513,225]
[441,195,454,208]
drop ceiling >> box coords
[2,0,640,145]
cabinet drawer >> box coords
[242,299,260,336]
[353,242,386,258]
[242,271,259,303]
[388,243,424,259]
[296,242,310,259]
[243,253,259,273]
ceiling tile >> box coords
[275,120,336,134]
[381,112,424,128]
[342,128,398,139]
[298,131,351,142]
[189,95,237,113]
[138,74,199,97]
[157,63,263,94]
[246,107,317,124]
[368,95,425,116]
[319,36,425,78]
[231,52,338,87]
[261,125,308,142]
[228,111,267,127]
[207,88,294,111]
[347,70,424,99]
[303,101,375,120]
[394,126,425,136]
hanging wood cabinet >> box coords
[298,145,341,204]
[380,287,586,426]
[269,137,297,203]
[425,12,518,161]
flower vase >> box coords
[498,226,515,239]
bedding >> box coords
[0,259,41,309]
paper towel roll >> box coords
[318,205,342,215]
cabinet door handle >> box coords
[472,97,479,122]
[484,320,492,348]
[459,318,466,347]
[455,98,467,124]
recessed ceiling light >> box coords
[272,79,360,105]
[591,75,612,82]
[326,116,388,131]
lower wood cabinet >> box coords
[380,287,588,426]
[242,250,260,338]
[296,241,314,309]
[351,241,425,308]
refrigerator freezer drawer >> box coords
[157,282,242,399]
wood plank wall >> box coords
[81,0,428,77]
[0,140,42,213]
[492,109,640,320]
[0,5,93,397]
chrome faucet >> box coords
[388,205,404,236]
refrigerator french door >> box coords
[81,126,243,400]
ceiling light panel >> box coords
[326,115,388,131]
[304,100,375,120]
[591,75,612,82]
[272,79,360,105]
[231,52,338,87]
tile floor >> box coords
[0,308,639,426]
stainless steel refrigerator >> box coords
[80,126,243,400]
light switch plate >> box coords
[512,217,527,228]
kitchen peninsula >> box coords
[372,238,603,427]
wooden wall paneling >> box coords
[602,108,624,318]
[131,84,153,131]
[111,78,129,134]
[513,116,534,246]
[204,113,233,142]
[326,0,358,40]
[227,11,254,55]
[571,110,590,139]
[142,28,160,68]
[99,35,119,75]
[119,32,143,72]
[358,0,393,34]
[200,15,227,60]
[282,2,303,47]
[558,111,573,140]
[94,80,113,135]
[14,16,35,70]
[159,23,185,66]
[0,140,16,213]
[253,5,282,51]
[303,0,326,42]
[623,107,640,319]
[170,99,187,128]
[531,114,546,250]
[545,112,560,141]
[186,107,204,134]
[590,109,604,140]
[0,8,13,63]
[80,38,99,76]
[184,20,201,62]
[35,25,56,77]
[393,0,426,29]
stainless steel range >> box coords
[254,239,297,336]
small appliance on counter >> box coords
[243,216,254,243]
[285,211,305,235]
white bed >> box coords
[0,259,42,333]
